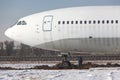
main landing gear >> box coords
[58,52,72,69]
[57,52,83,69]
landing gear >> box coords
[57,52,83,69]
[57,52,72,69]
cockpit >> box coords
[17,20,27,25]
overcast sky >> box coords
[0,0,120,41]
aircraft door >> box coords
[43,15,53,31]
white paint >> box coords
[5,6,120,53]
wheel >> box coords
[60,60,72,69]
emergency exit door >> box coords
[43,15,53,31]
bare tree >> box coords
[4,41,14,56]
[19,43,35,57]
[0,42,4,56]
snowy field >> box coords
[0,61,55,69]
[0,68,120,80]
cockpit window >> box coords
[17,21,27,25]
[22,21,27,25]
[17,21,22,25]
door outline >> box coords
[42,15,53,31]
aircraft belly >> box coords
[35,38,120,52]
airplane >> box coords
[5,6,120,66]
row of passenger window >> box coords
[58,20,119,25]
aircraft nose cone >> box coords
[5,28,14,39]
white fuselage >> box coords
[5,6,120,53]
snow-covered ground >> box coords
[0,61,55,69]
[0,68,120,80]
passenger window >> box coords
[76,21,78,24]
[116,20,118,24]
[58,21,61,24]
[62,21,65,24]
[98,20,100,24]
[93,20,96,24]
[80,21,82,24]
[107,20,109,24]
[111,20,114,24]
[89,21,91,24]
[67,21,69,24]
[71,21,74,24]
[102,20,105,24]
[84,21,87,24]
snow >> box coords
[0,68,120,80]
[0,62,55,69]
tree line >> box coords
[0,41,59,57]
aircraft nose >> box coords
[5,28,14,39]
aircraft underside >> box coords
[35,38,120,53]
